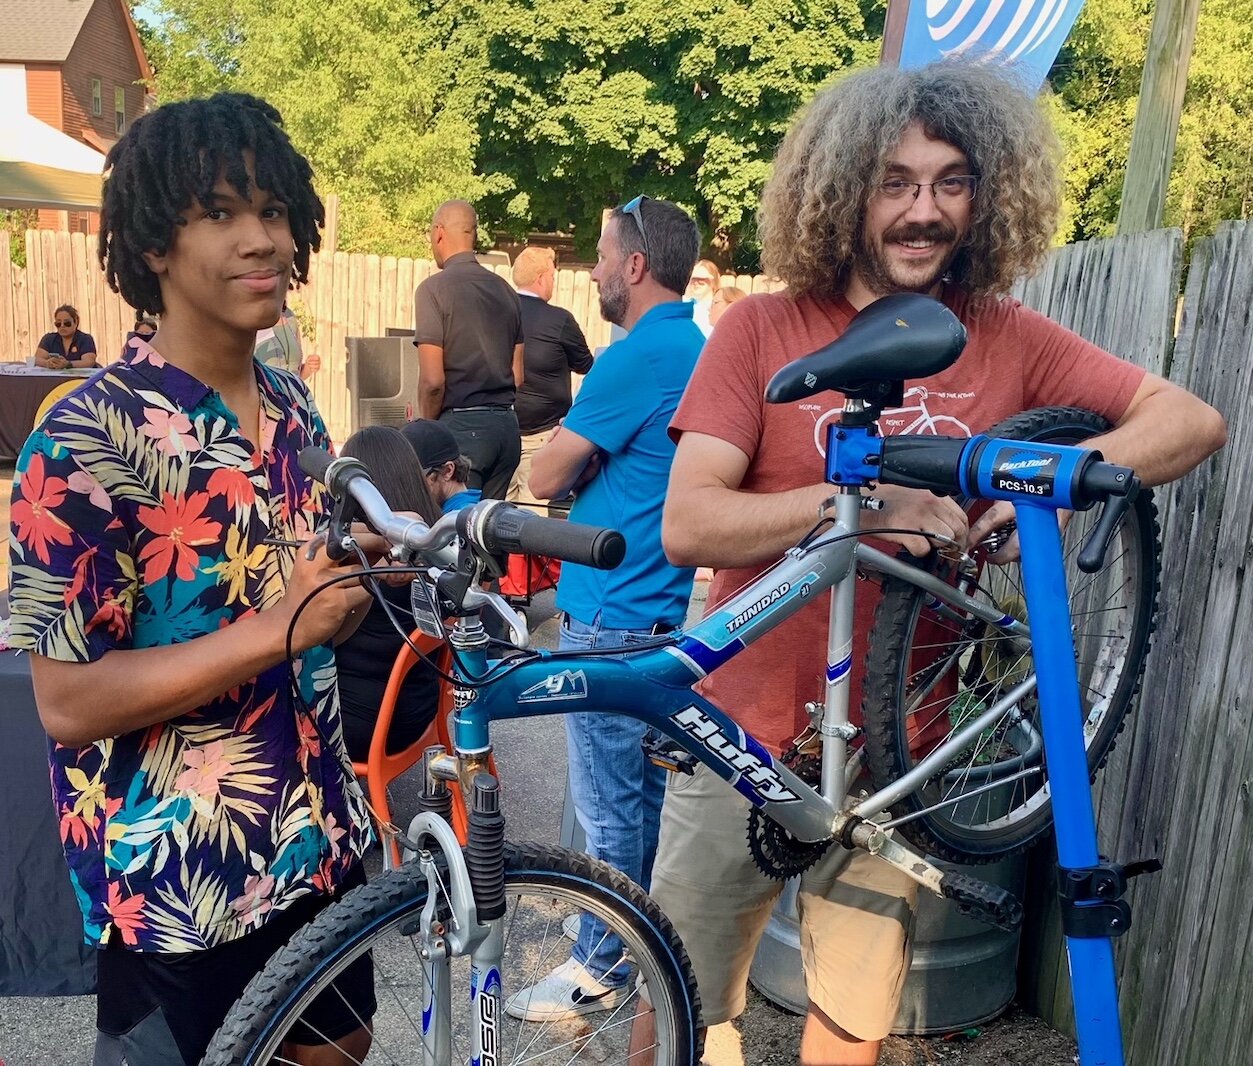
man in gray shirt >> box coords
[414,200,524,498]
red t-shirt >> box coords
[671,286,1147,754]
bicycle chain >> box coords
[746,755,835,880]
[939,871,1024,932]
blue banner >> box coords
[898,0,1089,91]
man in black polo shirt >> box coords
[414,199,524,498]
[509,245,594,514]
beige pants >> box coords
[648,763,918,1041]
[506,427,556,515]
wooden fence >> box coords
[0,230,781,443]
[1013,222,1253,1066]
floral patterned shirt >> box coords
[7,340,371,953]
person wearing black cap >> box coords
[401,418,483,514]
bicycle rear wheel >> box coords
[861,407,1160,862]
[204,840,702,1065]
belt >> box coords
[562,613,678,637]
[449,404,514,412]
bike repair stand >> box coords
[825,409,1155,1066]
[1015,504,1147,1066]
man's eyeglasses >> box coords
[620,195,651,263]
[877,176,979,203]
[54,320,75,328]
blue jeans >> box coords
[561,612,668,986]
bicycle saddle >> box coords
[764,293,967,406]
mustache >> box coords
[883,222,958,244]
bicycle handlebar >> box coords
[871,435,1139,574]
[298,447,625,572]
[460,500,626,571]
[299,447,461,564]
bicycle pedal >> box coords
[940,872,1024,932]
[641,735,698,776]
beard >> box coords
[598,269,629,326]
[855,221,960,298]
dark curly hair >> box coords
[759,60,1061,302]
[98,92,323,315]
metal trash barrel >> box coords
[748,851,1026,1034]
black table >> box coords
[0,369,92,460]
[0,649,95,995]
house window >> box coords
[115,87,126,134]
[92,79,102,116]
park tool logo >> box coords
[519,670,589,703]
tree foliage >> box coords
[1049,0,1253,244]
[437,0,883,263]
[141,0,483,256]
[139,0,1252,261]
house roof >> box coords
[0,0,95,63]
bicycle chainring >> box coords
[746,755,834,880]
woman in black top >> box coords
[120,314,158,359]
[335,425,444,762]
[34,305,98,369]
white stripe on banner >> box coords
[899,0,1088,91]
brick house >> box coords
[0,0,151,232]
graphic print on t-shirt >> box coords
[807,385,975,458]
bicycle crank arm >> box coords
[836,815,1023,932]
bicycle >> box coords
[205,293,1158,1066]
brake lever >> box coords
[325,493,361,562]
[462,588,530,648]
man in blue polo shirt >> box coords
[510,197,703,1022]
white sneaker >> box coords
[562,913,580,942]
[504,957,624,1022]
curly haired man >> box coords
[637,61,1225,1065]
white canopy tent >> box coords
[0,64,106,211]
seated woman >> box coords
[335,425,444,763]
[34,305,98,369]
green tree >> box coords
[1048,0,1253,244]
[142,0,483,255]
[438,0,884,266]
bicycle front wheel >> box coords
[862,407,1161,862]
[204,841,703,1065]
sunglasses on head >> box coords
[620,195,651,263]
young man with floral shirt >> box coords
[8,93,378,1065]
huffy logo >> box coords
[804,372,818,389]
[519,670,589,703]
[670,706,800,803]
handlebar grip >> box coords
[298,446,336,485]
[482,506,626,570]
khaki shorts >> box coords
[648,763,918,1041]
